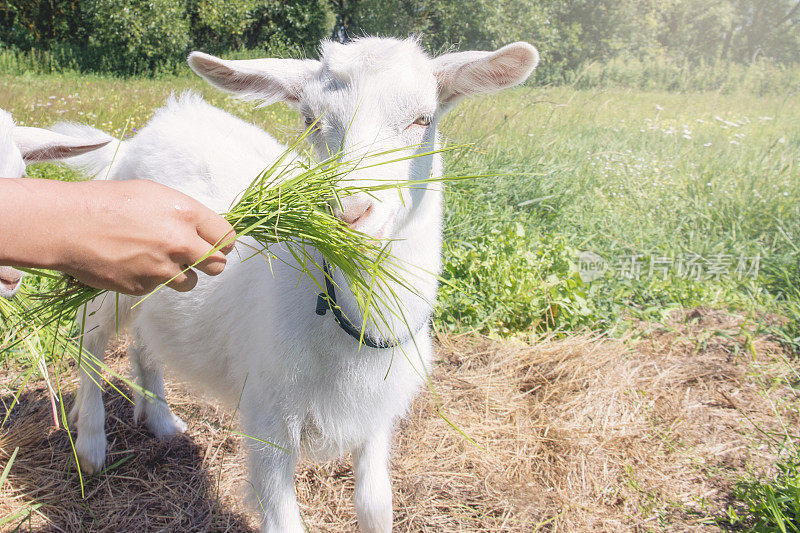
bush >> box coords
[437,223,594,335]
[84,0,190,75]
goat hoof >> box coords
[147,412,188,440]
[76,433,106,475]
[133,404,145,426]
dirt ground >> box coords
[1,308,797,532]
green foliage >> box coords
[334,0,567,57]
[539,0,800,68]
[0,0,84,48]
[727,457,800,532]
[2,0,799,77]
[0,0,333,75]
[246,0,334,55]
[84,0,190,75]
[330,0,800,83]
[438,223,594,335]
[184,0,259,53]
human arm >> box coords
[0,178,235,295]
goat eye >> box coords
[411,116,431,127]
[303,115,318,130]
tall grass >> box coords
[0,45,85,75]
[439,84,800,336]
[552,55,800,96]
[4,43,800,96]
[729,457,800,532]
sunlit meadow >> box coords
[3,73,799,342]
[2,66,800,531]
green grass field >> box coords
[4,73,797,340]
[2,72,800,530]
[441,86,800,338]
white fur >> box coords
[0,109,111,297]
[0,110,26,298]
[63,37,538,532]
[0,110,26,182]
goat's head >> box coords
[0,109,111,297]
[189,37,538,239]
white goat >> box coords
[64,37,538,532]
[0,109,110,298]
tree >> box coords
[84,0,190,74]
[246,0,335,55]
[731,0,800,62]
[0,0,84,48]
[184,0,259,53]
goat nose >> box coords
[0,267,22,288]
[340,203,373,227]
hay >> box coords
[1,308,797,531]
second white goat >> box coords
[0,109,109,297]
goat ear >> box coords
[13,127,111,163]
[433,42,539,104]
[188,51,319,105]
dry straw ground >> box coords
[1,308,797,532]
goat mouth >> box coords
[336,206,395,241]
[341,204,373,229]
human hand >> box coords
[55,179,236,295]
[0,178,235,296]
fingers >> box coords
[166,267,198,292]
[195,210,236,255]
[165,211,234,294]
[174,236,229,277]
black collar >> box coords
[315,260,429,349]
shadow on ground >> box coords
[0,358,256,532]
